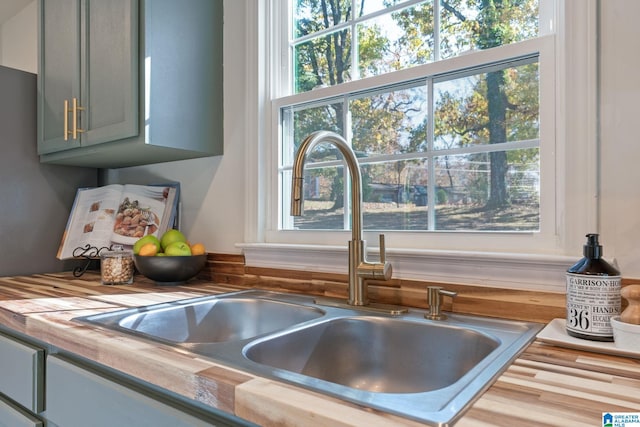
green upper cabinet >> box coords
[38,0,82,153]
[37,0,223,168]
[38,0,138,154]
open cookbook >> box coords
[57,183,180,259]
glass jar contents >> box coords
[101,245,134,285]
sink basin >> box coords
[77,291,324,344]
[74,290,542,426]
[244,316,499,393]
[241,308,541,425]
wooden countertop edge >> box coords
[0,275,639,426]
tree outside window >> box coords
[281,0,540,232]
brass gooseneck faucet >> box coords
[291,131,392,306]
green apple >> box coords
[164,241,192,256]
[160,229,187,250]
[133,234,161,255]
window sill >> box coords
[237,242,574,292]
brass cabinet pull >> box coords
[72,97,85,140]
[64,99,69,141]
[64,98,85,141]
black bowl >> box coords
[133,254,207,285]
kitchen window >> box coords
[273,0,554,241]
[249,0,598,290]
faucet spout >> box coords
[291,130,392,306]
[291,131,363,242]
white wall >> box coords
[0,1,36,73]
[599,1,640,278]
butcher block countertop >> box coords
[1,272,639,427]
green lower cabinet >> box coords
[0,332,44,413]
[0,396,43,427]
[45,356,250,427]
[0,332,45,426]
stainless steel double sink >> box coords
[74,290,542,426]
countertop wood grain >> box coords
[0,272,638,426]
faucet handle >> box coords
[357,234,392,281]
[379,234,387,263]
[378,234,392,280]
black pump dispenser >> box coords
[566,234,621,341]
[584,233,601,258]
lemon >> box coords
[138,242,159,256]
[190,243,206,255]
[133,235,161,255]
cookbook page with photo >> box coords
[111,185,176,246]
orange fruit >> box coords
[190,242,206,255]
[138,242,159,256]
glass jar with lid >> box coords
[100,245,134,285]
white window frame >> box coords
[240,0,599,293]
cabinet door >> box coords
[81,0,138,146]
[46,356,217,427]
[0,333,44,413]
[0,396,43,427]
[38,0,82,154]
[38,0,138,154]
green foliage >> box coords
[358,24,391,76]
[437,188,449,205]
